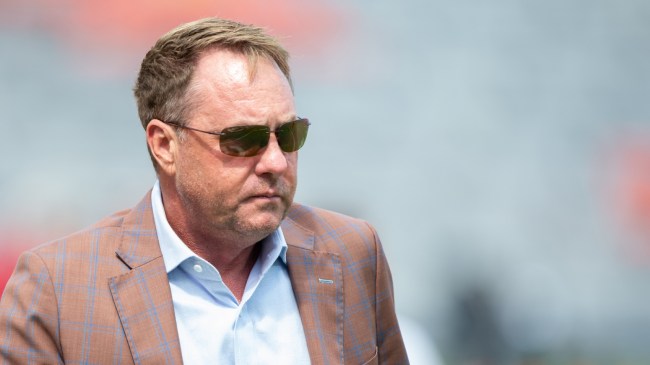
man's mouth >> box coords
[249,191,283,201]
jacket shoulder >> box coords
[31,208,132,257]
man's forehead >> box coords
[186,48,295,125]
[193,48,283,87]
[194,49,251,84]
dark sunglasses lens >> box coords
[219,125,269,157]
[218,119,310,157]
[277,119,310,152]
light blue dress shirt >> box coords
[151,182,311,364]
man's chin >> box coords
[236,206,286,234]
[232,195,290,229]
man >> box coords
[0,18,408,364]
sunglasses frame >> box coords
[161,118,310,157]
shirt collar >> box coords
[151,180,288,275]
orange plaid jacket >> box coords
[0,193,408,364]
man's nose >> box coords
[254,133,288,176]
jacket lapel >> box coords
[283,216,344,365]
[109,193,183,365]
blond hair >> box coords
[133,17,291,129]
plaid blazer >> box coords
[0,193,408,365]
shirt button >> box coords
[193,264,203,273]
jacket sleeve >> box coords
[368,223,410,365]
[0,251,64,364]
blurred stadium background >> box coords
[2,1,650,364]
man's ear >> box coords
[146,119,178,175]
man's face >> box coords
[169,48,298,244]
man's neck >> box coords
[194,241,261,303]
[172,225,263,303]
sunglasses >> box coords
[162,118,310,157]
